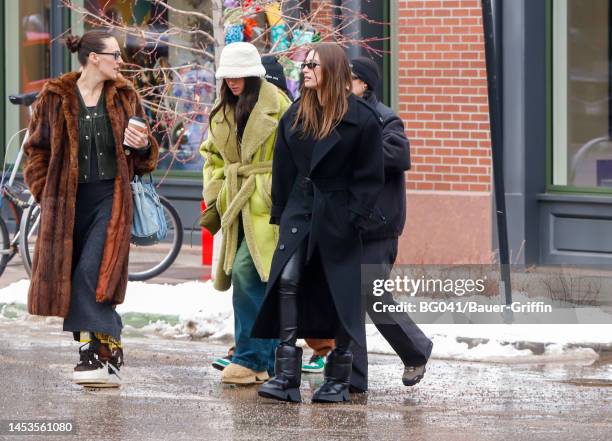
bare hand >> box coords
[124,126,149,149]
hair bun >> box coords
[65,35,82,53]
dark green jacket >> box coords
[77,91,116,182]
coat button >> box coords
[84,155,88,159]
[279,244,285,250]
[99,152,103,156]
[86,115,90,119]
[85,135,89,140]
[124,149,131,156]
[291,227,298,234]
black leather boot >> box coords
[312,348,353,403]
[258,344,302,403]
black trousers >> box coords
[278,238,352,350]
[349,237,433,391]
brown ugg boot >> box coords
[221,363,269,385]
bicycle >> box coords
[0,92,38,277]
[20,193,183,281]
[3,92,184,281]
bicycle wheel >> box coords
[128,195,183,281]
[19,202,40,278]
[0,216,11,277]
[21,197,183,281]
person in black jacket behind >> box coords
[349,56,433,392]
[261,55,294,101]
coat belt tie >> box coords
[296,175,350,261]
[220,160,272,275]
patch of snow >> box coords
[1,279,610,364]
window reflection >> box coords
[560,0,612,188]
[84,0,213,174]
[20,0,51,92]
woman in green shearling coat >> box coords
[200,42,291,385]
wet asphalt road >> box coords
[0,318,611,441]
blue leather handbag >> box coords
[131,174,168,245]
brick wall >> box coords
[309,0,336,35]
[397,0,492,192]
[304,0,494,263]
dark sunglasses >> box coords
[301,61,320,70]
[96,50,122,61]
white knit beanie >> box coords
[215,42,266,80]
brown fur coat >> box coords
[23,71,159,317]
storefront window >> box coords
[67,0,387,177]
[21,1,51,92]
[3,0,51,160]
[79,0,214,175]
[553,0,612,189]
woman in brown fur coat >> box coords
[23,30,158,387]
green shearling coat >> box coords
[200,80,291,290]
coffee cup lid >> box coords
[129,116,146,124]
[129,116,147,129]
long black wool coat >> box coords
[251,94,384,347]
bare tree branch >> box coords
[60,0,387,180]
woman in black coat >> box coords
[253,43,384,403]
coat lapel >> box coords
[241,112,278,162]
[309,94,360,173]
[310,129,340,173]
[46,72,80,160]
[209,109,240,163]
[241,81,280,162]
[104,81,124,153]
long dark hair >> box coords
[65,30,116,66]
[209,77,262,142]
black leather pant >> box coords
[278,239,352,350]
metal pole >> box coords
[341,0,361,59]
[50,0,67,77]
[481,0,513,306]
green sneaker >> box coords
[302,355,325,373]
[212,355,231,371]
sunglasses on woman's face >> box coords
[97,50,122,61]
[301,61,320,70]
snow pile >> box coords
[366,324,600,364]
[119,280,234,341]
[0,279,29,304]
[0,279,234,341]
[1,279,610,364]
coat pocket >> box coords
[253,174,273,215]
[327,193,355,235]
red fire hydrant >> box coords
[200,200,214,266]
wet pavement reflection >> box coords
[0,319,611,441]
